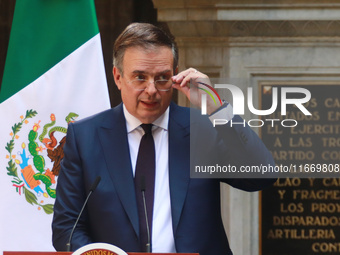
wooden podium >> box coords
[4,244,198,255]
[4,252,198,255]
[4,253,72,255]
[4,242,199,255]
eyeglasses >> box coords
[127,78,173,92]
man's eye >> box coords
[134,75,145,80]
[157,74,169,81]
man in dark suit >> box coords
[52,23,276,255]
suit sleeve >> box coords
[52,123,92,251]
[191,111,277,191]
[216,115,277,191]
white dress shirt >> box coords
[123,105,176,253]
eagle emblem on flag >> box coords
[4,110,78,214]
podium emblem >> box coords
[73,243,128,255]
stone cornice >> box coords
[153,0,340,22]
[176,36,340,47]
[165,20,340,38]
[153,0,340,9]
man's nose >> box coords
[144,80,158,94]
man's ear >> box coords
[113,66,122,90]
[174,66,178,75]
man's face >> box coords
[113,46,174,124]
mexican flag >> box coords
[0,0,110,252]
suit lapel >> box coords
[98,104,139,237]
[97,103,191,237]
[168,103,191,234]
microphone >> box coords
[140,176,151,253]
[66,176,101,252]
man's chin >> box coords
[138,110,163,123]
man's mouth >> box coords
[141,101,158,107]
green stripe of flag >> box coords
[0,0,99,103]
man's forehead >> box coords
[125,45,171,54]
[131,69,172,75]
[122,46,174,71]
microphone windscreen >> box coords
[90,176,101,192]
[140,175,146,192]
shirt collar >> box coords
[123,104,169,133]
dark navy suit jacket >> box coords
[52,102,275,255]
